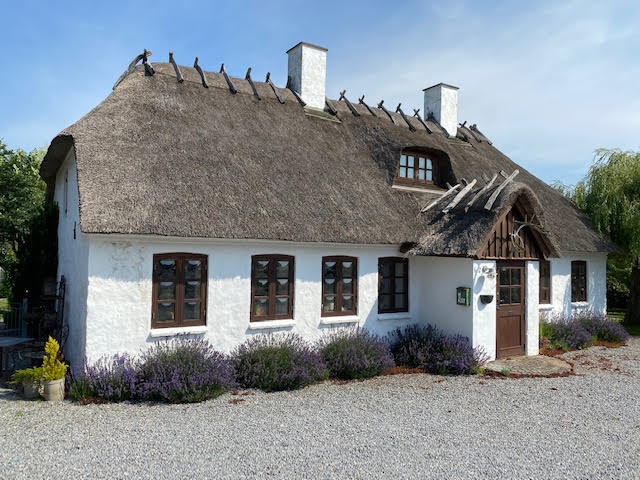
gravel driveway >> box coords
[1,339,639,480]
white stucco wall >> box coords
[526,261,540,356]
[84,237,422,362]
[540,252,608,318]
[424,84,459,137]
[413,256,475,340]
[53,149,89,366]
[472,260,497,360]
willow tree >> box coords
[572,149,640,325]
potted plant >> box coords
[41,336,67,401]
[9,366,44,399]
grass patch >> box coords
[607,308,626,323]
[0,298,8,310]
[622,323,640,337]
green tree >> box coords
[0,140,52,299]
[571,149,640,325]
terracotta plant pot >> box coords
[22,380,41,400]
[42,378,65,402]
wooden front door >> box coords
[496,261,526,358]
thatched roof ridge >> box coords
[40,61,615,255]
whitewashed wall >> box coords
[413,256,475,339]
[540,252,608,318]
[472,260,497,360]
[83,237,423,362]
[54,149,89,366]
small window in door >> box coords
[498,266,523,305]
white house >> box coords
[39,42,615,366]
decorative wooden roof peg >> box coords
[265,72,285,104]
[193,57,209,88]
[220,64,237,94]
[339,90,360,116]
[113,49,153,90]
[395,104,416,131]
[358,95,377,117]
[285,76,306,106]
[168,53,184,83]
[245,68,260,99]
[460,178,468,186]
[420,184,460,213]
[325,98,338,115]
[443,179,477,213]
[412,109,433,133]
[484,170,520,210]
[142,49,154,76]
[427,112,449,137]
[463,124,483,143]
[471,124,493,145]
[377,100,395,123]
[466,173,497,212]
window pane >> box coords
[400,154,407,166]
[276,278,289,295]
[380,278,392,294]
[342,278,353,294]
[157,302,175,322]
[427,158,432,169]
[511,287,521,304]
[342,261,353,277]
[324,261,337,278]
[276,260,290,278]
[253,298,268,316]
[394,294,407,309]
[380,260,392,278]
[417,169,425,180]
[399,167,407,178]
[184,280,200,299]
[323,295,336,312]
[426,170,433,181]
[379,294,392,310]
[158,281,175,300]
[158,260,176,281]
[394,278,407,294]
[395,261,406,277]
[183,301,200,321]
[499,268,509,286]
[407,156,414,167]
[324,278,336,294]
[511,269,521,286]
[499,287,510,305]
[419,157,425,169]
[254,260,269,279]
[342,295,353,312]
[275,297,289,315]
[184,260,201,280]
[254,279,268,296]
[407,167,414,178]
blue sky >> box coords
[2,0,639,186]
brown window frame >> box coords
[395,151,438,187]
[321,256,358,317]
[571,260,587,302]
[378,257,409,314]
[151,253,208,329]
[539,259,551,304]
[250,254,295,322]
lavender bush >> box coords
[540,312,629,350]
[233,333,327,391]
[69,354,140,402]
[388,324,484,375]
[316,328,395,379]
[575,312,629,342]
[136,338,236,403]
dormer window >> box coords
[396,151,438,187]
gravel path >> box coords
[1,339,639,480]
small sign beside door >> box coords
[456,287,471,306]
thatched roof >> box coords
[40,61,615,256]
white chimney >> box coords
[423,83,459,137]
[286,41,328,110]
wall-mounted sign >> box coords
[456,287,471,306]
